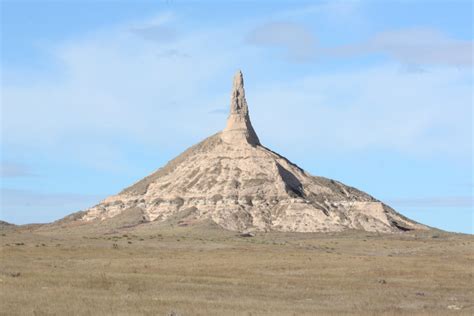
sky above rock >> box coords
[1,0,472,233]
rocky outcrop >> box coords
[77,71,428,233]
[221,70,260,146]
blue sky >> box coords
[1,0,472,233]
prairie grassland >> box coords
[0,224,473,315]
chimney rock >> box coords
[222,70,260,146]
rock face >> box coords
[79,71,427,233]
[221,70,260,146]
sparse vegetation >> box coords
[0,226,472,315]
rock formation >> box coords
[78,71,427,233]
[221,70,260,146]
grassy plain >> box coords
[1,222,473,315]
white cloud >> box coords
[250,64,472,159]
[281,0,363,20]
[384,196,473,208]
[1,188,102,208]
[0,161,35,178]
[344,28,473,67]
[128,12,178,42]
[246,22,317,61]
[0,188,104,224]
[247,21,472,67]
[1,10,472,173]
[2,15,240,154]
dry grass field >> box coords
[1,222,473,315]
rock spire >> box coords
[71,70,428,234]
[222,70,260,146]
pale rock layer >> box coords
[79,71,427,233]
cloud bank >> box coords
[2,15,472,162]
[248,22,473,67]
